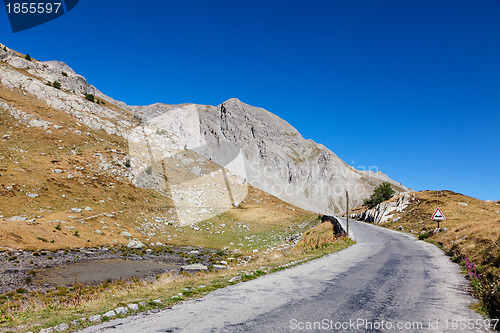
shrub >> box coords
[146,165,153,175]
[61,71,68,77]
[85,94,95,102]
[73,230,80,237]
[24,53,31,61]
[363,182,395,208]
[55,223,61,230]
[52,81,61,89]
[417,232,429,240]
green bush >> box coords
[61,71,68,77]
[85,94,95,102]
[52,81,61,89]
[417,232,429,240]
[363,182,395,208]
[24,53,31,61]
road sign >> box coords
[432,207,446,220]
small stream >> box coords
[34,259,182,286]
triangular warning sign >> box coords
[432,207,446,220]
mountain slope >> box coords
[0,42,409,223]
[132,99,410,215]
[0,43,319,252]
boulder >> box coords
[127,303,139,311]
[114,306,128,315]
[181,263,208,272]
[127,239,144,249]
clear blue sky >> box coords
[1,0,499,200]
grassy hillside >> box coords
[353,190,500,317]
[0,83,317,253]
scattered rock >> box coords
[70,208,82,213]
[95,229,103,235]
[115,306,129,315]
[103,310,116,318]
[54,323,69,331]
[213,265,227,270]
[127,303,139,311]
[53,169,63,174]
[84,206,93,211]
[145,249,152,254]
[88,315,101,322]
[458,202,468,206]
[139,301,146,307]
[127,239,145,249]
[181,263,208,272]
[434,227,449,234]
[8,216,26,222]
[121,231,132,237]
[39,328,54,333]
[220,260,228,265]
[27,193,39,198]
[392,217,401,222]
[229,276,241,282]
[189,250,199,255]
[152,299,163,304]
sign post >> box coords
[346,191,349,236]
[432,189,446,228]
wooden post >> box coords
[346,191,349,236]
[437,188,440,229]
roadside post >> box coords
[346,191,349,236]
[431,189,446,228]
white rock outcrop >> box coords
[350,193,414,224]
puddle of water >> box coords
[34,259,181,286]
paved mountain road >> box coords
[80,220,488,332]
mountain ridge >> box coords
[0,42,409,216]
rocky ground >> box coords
[0,244,230,295]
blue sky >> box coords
[1,0,499,200]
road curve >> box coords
[79,220,489,332]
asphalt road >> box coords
[80,219,489,332]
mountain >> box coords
[0,43,409,225]
[132,99,410,215]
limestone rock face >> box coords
[134,98,410,214]
[350,193,414,223]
